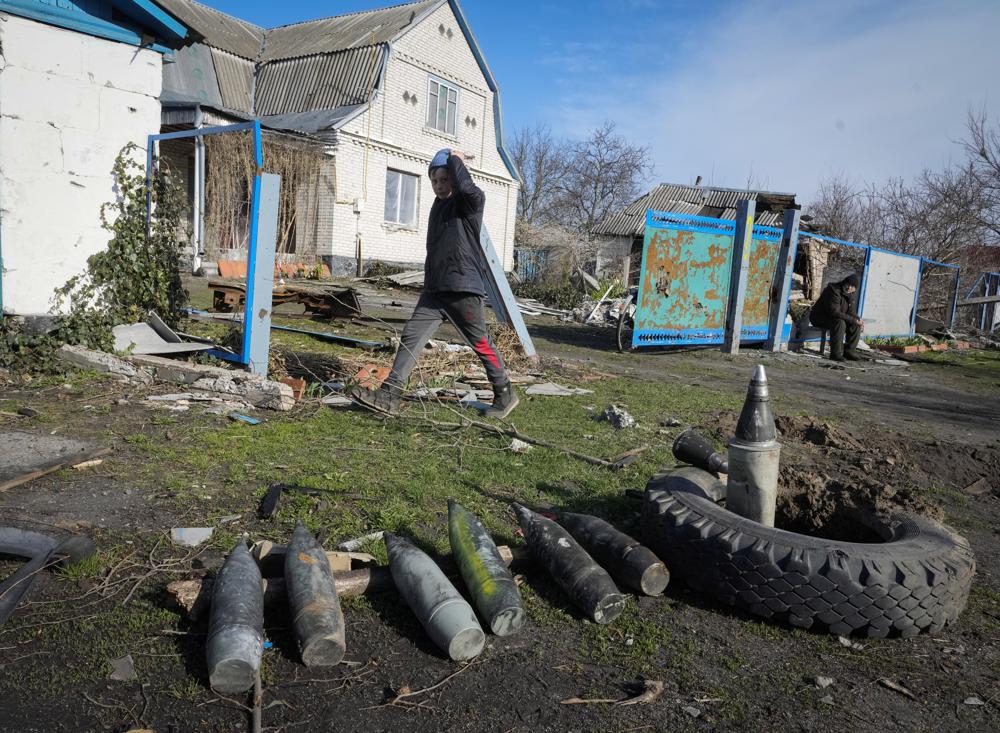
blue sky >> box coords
[197,0,1000,203]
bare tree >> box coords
[963,109,1000,245]
[510,123,567,231]
[553,121,653,242]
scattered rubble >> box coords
[601,404,636,429]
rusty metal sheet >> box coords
[633,212,784,347]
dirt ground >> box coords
[0,305,998,733]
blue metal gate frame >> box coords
[146,121,279,375]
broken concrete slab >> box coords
[58,345,153,384]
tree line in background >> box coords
[511,121,653,283]
[807,111,1000,269]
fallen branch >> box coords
[367,661,480,711]
[400,414,615,468]
[561,680,665,706]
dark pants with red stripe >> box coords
[385,291,508,389]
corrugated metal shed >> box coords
[210,48,254,114]
[155,0,264,59]
[595,183,796,237]
[255,46,387,116]
[261,0,440,61]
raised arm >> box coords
[447,151,485,213]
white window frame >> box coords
[426,75,459,137]
[384,168,419,228]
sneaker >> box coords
[830,353,845,362]
[844,350,863,361]
[351,384,401,416]
[479,381,519,419]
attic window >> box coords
[426,76,458,136]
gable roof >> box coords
[595,183,797,237]
[153,0,519,180]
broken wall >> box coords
[0,13,162,315]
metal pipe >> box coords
[384,532,485,661]
[448,500,525,636]
[206,541,264,693]
[558,512,669,596]
[512,503,625,625]
[285,522,346,667]
[726,365,781,527]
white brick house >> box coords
[154,0,520,276]
[0,1,188,316]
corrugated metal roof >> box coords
[162,43,223,108]
[211,48,254,114]
[255,45,387,116]
[154,0,264,59]
[259,104,367,136]
[595,183,796,237]
[261,0,440,61]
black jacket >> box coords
[810,279,859,328]
[423,155,487,295]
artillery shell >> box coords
[384,532,485,661]
[559,512,669,596]
[512,503,625,625]
[285,522,346,666]
[206,541,264,693]
[448,499,525,636]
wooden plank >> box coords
[957,295,1000,306]
[0,447,112,494]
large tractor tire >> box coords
[642,470,975,638]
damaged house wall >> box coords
[0,12,168,316]
[156,0,519,277]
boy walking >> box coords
[353,149,519,418]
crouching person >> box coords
[810,273,864,361]
[353,148,519,418]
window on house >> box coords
[426,77,458,135]
[384,169,419,226]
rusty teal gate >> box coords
[633,210,785,347]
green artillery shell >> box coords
[559,512,669,596]
[285,522,346,667]
[512,503,625,625]
[206,541,264,693]
[384,532,485,661]
[448,499,525,636]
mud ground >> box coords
[0,314,998,733]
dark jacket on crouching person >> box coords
[810,274,862,360]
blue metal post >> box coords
[245,173,280,375]
[949,268,961,331]
[722,200,755,354]
[764,207,801,351]
[910,258,924,335]
[857,246,873,318]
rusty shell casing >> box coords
[558,512,669,596]
[285,522,346,667]
[672,429,729,476]
[384,532,485,661]
[512,503,625,625]
[448,499,525,637]
[206,540,264,693]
